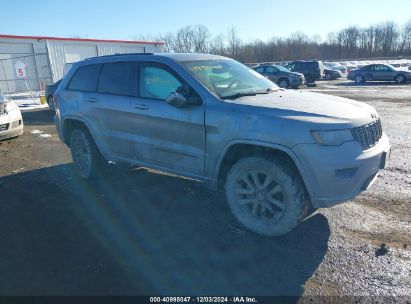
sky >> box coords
[0,0,410,42]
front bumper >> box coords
[293,134,390,208]
[290,76,305,87]
[0,107,24,140]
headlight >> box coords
[311,129,353,146]
[6,101,18,112]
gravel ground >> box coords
[0,79,410,300]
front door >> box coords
[130,62,206,175]
[373,64,394,81]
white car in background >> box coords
[0,95,23,140]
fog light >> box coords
[335,167,358,179]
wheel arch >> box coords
[62,117,98,149]
[215,140,313,201]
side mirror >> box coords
[166,92,189,108]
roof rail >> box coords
[84,53,154,61]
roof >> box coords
[0,34,164,45]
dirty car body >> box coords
[54,53,391,236]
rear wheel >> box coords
[394,74,406,84]
[70,128,104,179]
[47,96,55,112]
[225,156,309,236]
[354,75,365,83]
[325,73,333,80]
[278,78,289,88]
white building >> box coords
[0,34,165,93]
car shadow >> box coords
[0,164,330,297]
[21,109,54,126]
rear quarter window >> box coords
[68,64,102,92]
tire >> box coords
[70,128,105,179]
[354,75,365,83]
[394,74,406,84]
[325,73,333,80]
[278,78,289,89]
[225,156,309,236]
[47,96,55,112]
[306,75,316,84]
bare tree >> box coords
[227,26,241,59]
[192,25,210,53]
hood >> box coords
[288,71,304,77]
[227,90,378,127]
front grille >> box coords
[0,123,9,131]
[351,119,383,150]
[0,104,5,116]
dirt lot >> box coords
[0,79,410,299]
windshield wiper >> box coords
[221,92,257,100]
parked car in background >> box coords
[324,62,347,74]
[340,62,357,72]
[253,64,305,88]
[54,53,390,236]
[45,79,62,111]
[324,68,343,80]
[0,95,23,141]
[285,60,324,83]
[348,64,411,83]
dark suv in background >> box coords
[286,60,324,83]
[253,64,305,88]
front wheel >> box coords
[394,74,406,83]
[278,78,289,88]
[70,128,104,179]
[225,156,309,236]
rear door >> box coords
[65,62,138,160]
[130,62,206,175]
[94,61,138,159]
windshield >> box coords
[182,59,278,99]
[274,65,291,72]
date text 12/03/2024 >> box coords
[149,297,258,303]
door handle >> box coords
[85,98,97,103]
[134,104,149,110]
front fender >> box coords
[213,139,314,200]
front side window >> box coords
[140,65,182,100]
[98,62,136,96]
[265,66,278,75]
[68,64,101,92]
[182,59,277,99]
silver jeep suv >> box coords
[54,53,391,236]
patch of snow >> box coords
[39,134,52,138]
[30,130,43,134]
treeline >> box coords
[134,20,411,63]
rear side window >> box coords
[98,62,136,96]
[68,64,101,92]
[254,66,265,73]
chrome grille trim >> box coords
[351,119,383,150]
